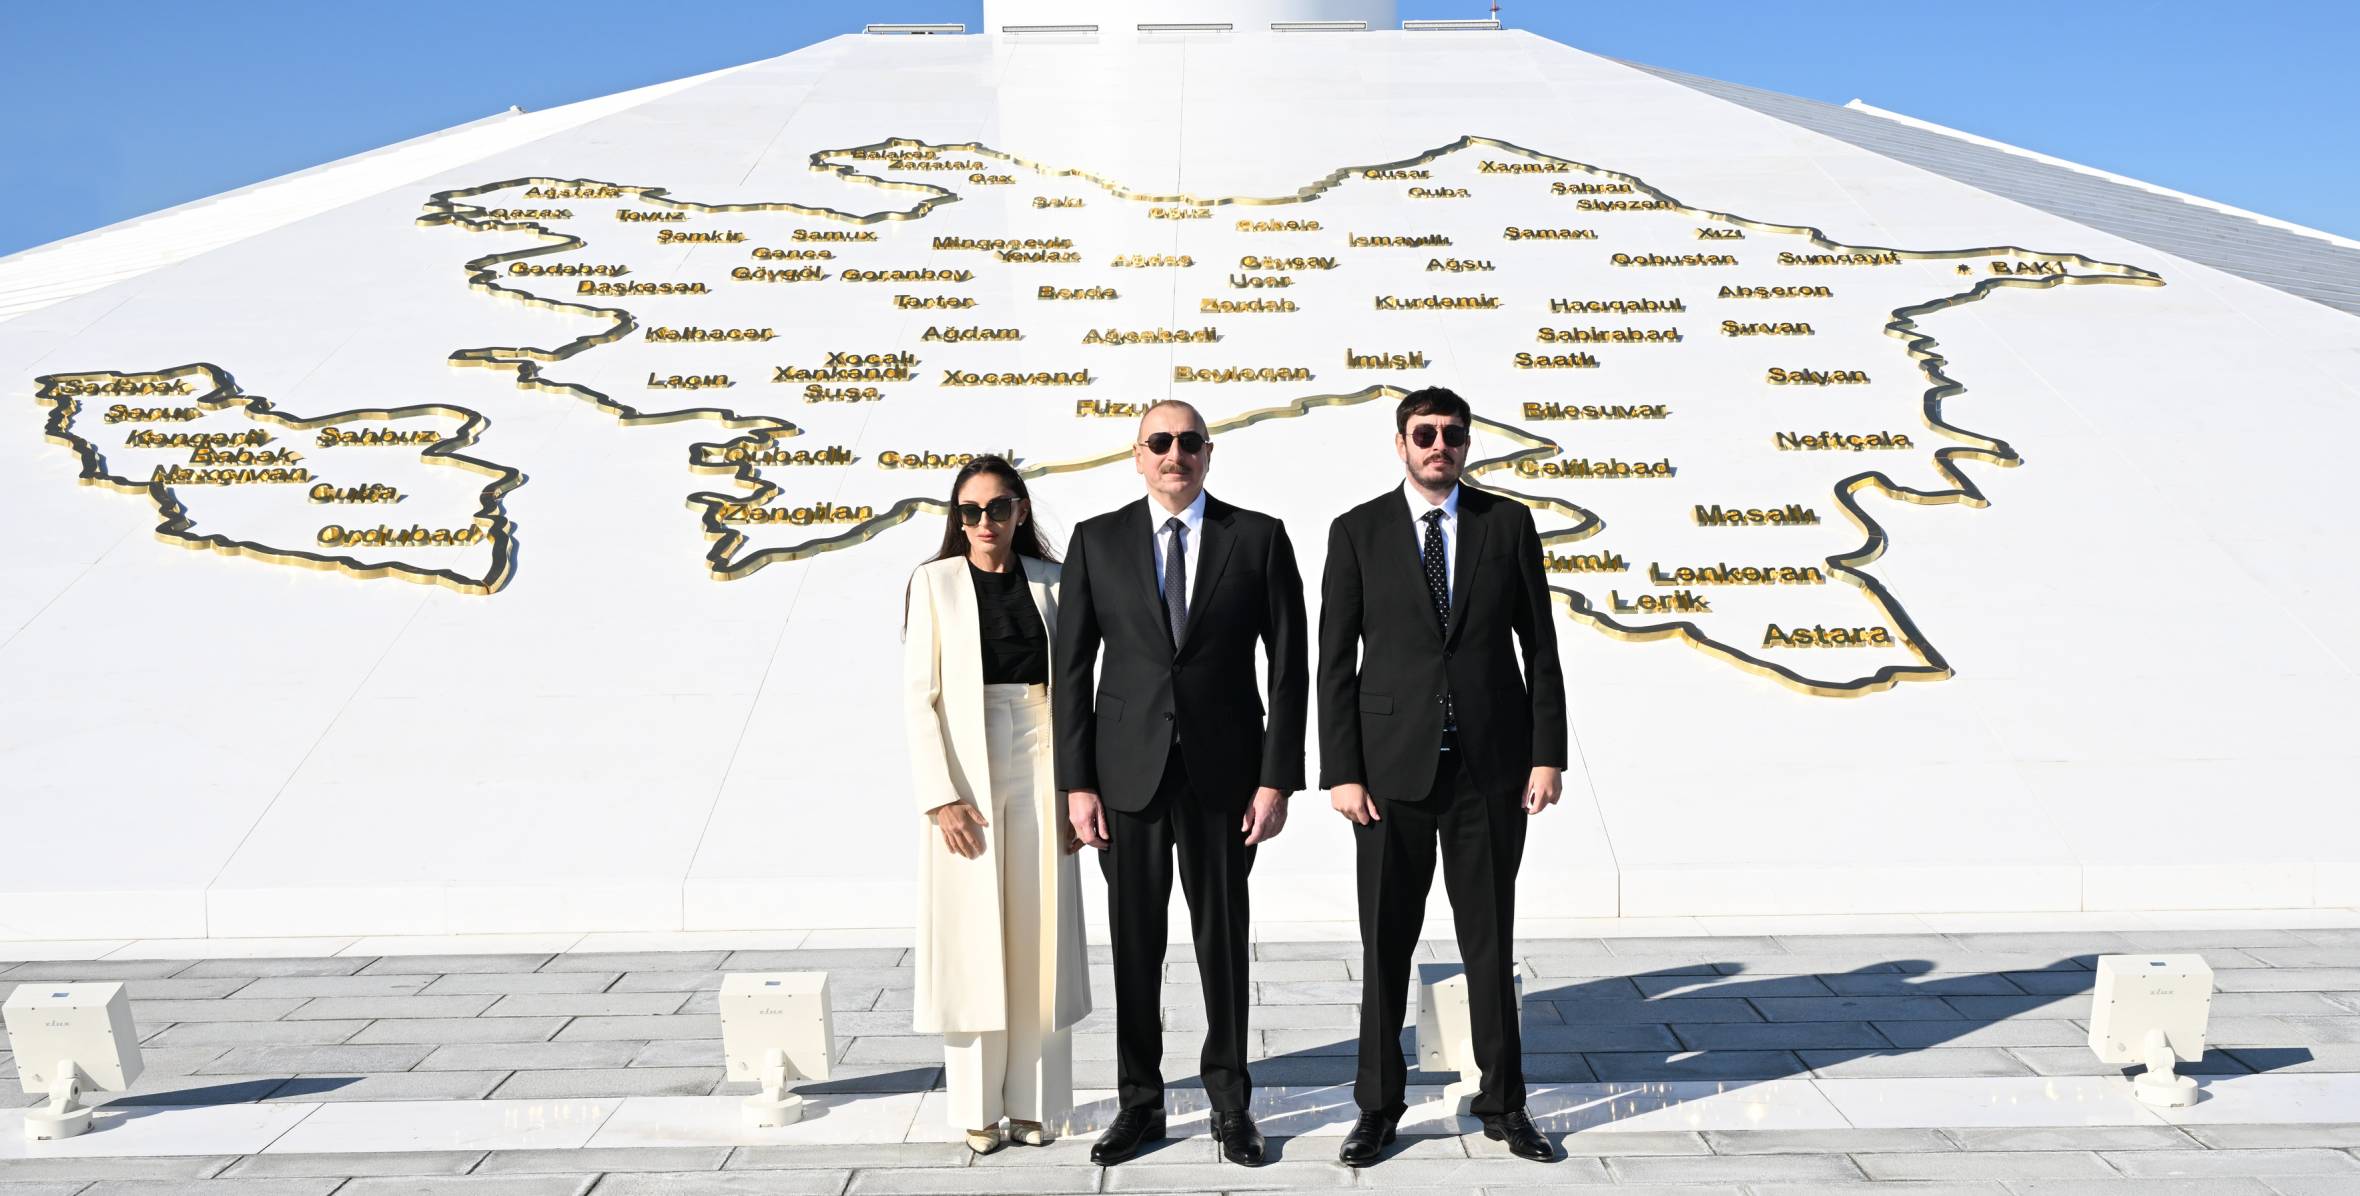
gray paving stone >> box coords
[0,961,191,981]
[220,1151,485,1178]
[145,1021,371,1047]
[172,958,367,979]
[1254,942,1366,961]
[1516,1022,1681,1053]
[130,998,306,1023]
[2006,1181,2278,1195]
[1551,997,1758,1024]
[1859,1151,2117,1180]
[1803,1047,2035,1078]
[1741,1186,2002,1196]
[356,953,558,975]
[609,971,732,993]
[419,1040,643,1071]
[0,1158,233,1180]
[485,993,691,1017]
[849,1167,1099,1193]
[230,975,436,999]
[1823,972,2029,997]
[0,1182,100,1195]
[1235,1056,1355,1084]
[339,1178,596,1196]
[1702,1127,1955,1153]
[1533,1130,1708,1156]
[1346,1156,1612,1185]
[349,1017,569,1045]
[262,1071,510,1102]
[1717,955,1916,976]
[2108,1150,2360,1177]
[1773,934,1961,956]
[2009,1047,2249,1076]
[113,1074,290,1105]
[1876,1019,2088,1048]
[474,1147,731,1174]
[1525,955,1714,979]
[1941,932,2129,956]
[1669,1021,1891,1051]
[716,948,904,971]
[78,1180,340,1195]
[108,1046,230,1077]
[1607,935,1784,956]
[2217,969,2360,993]
[2211,993,2360,1016]
[1170,1003,1360,1031]
[2007,970,2103,996]
[494,1066,721,1098]
[2264,1178,2360,1196]
[112,977,254,1000]
[1240,960,1350,981]
[1756,996,1963,1022]
[2117,929,2313,949]
[198,1044,435,1074]
[1607,1153,1861,1182]
[1634,974,1832,998]
[543,951,733,974]
[1255,981,1365,1006]
[1947,1125,2199,1151]
[631,1039,736,1068]
[2260,1018,2360,1044]
[1584,1050,1803,1081]
[725,1143,978,1169]
[1100,1160,1353,1189]
[420,972,620,995]
[2184,1125,2360,1149]
[767,1063,939,1093]
[588,1173,850,1195]
[286,995,499,1020]
[843,1036,948,1064]
[2248,947,2360,967]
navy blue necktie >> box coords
[1163,517,1188,648]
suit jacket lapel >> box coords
[1181,495,1236,653]
[1446,488,1485,646]
[1379,490,1445,644]
[1118,499,1168,648]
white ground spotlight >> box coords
[1415,961,1525,1117]
[2089,954,2213,1107]
[3,982,143,1141]
[720,972,833,1127]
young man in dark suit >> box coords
[1054,398,1309,1167]
[1317,386,1569,1166]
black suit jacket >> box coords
[1318,485,1568,802]
[1053,494,1308,813]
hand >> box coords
[932,802,988,859]
[1523,766,1563,815]
[1330,782,1380,826]
[1241,786,1290,845]
[1068,789,1109,850]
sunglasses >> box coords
[954,497,1019,526]
[1141,431,1209,456]
[1409,424,1470,449]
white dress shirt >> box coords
[1150,489,1208,602]
[1403,479,1460,604]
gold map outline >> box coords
[419,135,2162,695]
[32,362,521,595]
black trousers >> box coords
[1101,750,1256,1112]
[1353,746,1528,1117]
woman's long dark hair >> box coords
[926,454,1060,565]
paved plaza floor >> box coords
[6,914,2360,1193]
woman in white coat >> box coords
[903,455,1091,1154]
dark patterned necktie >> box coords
[1420,508,1449,630]
[1163,517,1189,648]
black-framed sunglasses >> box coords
[1141,431,1209,456]
[954,497,1019,526]
[1409,424,1470,449]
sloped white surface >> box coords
[1,30,2355,940]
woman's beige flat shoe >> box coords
[964,1124,1003,1155]
[1008,1119,1052,1146]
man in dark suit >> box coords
[1055,398,1308,1167]
[1318,386,1568,1166]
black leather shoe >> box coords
[1338,1109,1399,1167]
[1210,1108,1267,1166]
[1090,1106,1165,1166]
[1482,1108,1553,1161]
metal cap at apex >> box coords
[985,0,1401,31]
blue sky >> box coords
[5,1,2353,257]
